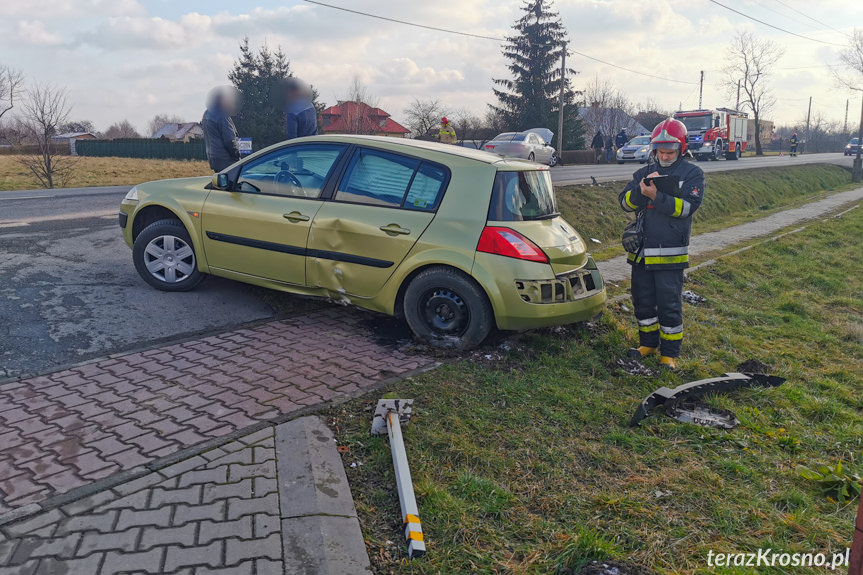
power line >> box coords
[300,0,698,85]
[707,0,845,47]
[769,0,850,39]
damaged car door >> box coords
[306,147,448,298]
[201,143,347,285]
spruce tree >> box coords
[228,38,324,150]
[492,0,584,150]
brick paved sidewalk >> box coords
[0,308,435,515]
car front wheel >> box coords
[403,267,494,350]
[548,153,558,167]
[133,219,205,292]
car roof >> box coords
[253,134,536,168]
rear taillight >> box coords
[477,227,548,263]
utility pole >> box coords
[556,41,566,166]
[736,79,741,110]
[854,94,863,182]
[805,96,812,155]
[698,70,704,109]
[844,98,850,135]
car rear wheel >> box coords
[548,153,558,167]
[133,219,205,292]
[403,267,494,350]
[528,152,535,162]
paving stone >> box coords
[60,489,117,516]
[77,527,140,555]
[171,501,226,526]
[253,559,284,575]
[55,511,118,536]
[115,507,172,531]
[101,547,164,575]
[252,476,278,497]
[100,489,151,512]
[227,461,276,483]
[226,492,279,521]
[110,472,164,498]
[163,540,222,572]
[10,533,81,563]
[197,516,252,545]
[224,532,281,565]
[281,515,372,575]
[253,514,280,539]
[176,468,227,489]
[149,484,202,507]
[3,509,65,538]
[139,523,196,551]
[201,479,252,505]
[36,552,103,575]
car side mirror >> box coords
[211,173,229,190]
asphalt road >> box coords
[550,152,855,185]
[0,153,853,377]
[0,187,273,378]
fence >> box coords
[0,144,71,156]
[76,138,207,160]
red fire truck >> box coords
[673,108,748,161]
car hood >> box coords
[526,128,553,145]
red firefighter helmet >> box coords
[650,118,688,155]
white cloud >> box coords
[0,0,144,19]
[17,20,64,46]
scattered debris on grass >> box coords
[576,560,656,575]
[590,237,602,243]
[666,399,740,429]
[615,358,660,377]
[736,358,772,374]
[682,290,707,305]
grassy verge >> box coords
[557,164,853,261]
[330,204,863,575]
[0,155,210,191]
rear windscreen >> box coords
[487,171,557,221]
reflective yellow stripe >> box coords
[639,324,660,332]
[643,255,688,265]
[627,253,642,262]
[672,197,684,218]
[405,514,420,524]
[408,531,424,542]
[625,191,638,210]
[660,331,683,341]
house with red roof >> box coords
[320,101,409,138]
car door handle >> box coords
[379,223,411,236]
[283,211,310,222]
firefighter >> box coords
[438,117,457,145]
[618,118,705,370]
[790,132,798,157]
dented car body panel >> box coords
[120,134,606,335]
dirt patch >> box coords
[736,358,772,373]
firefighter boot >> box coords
[627,346,658,359]
[659,356,677,370]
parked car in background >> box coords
[616,135,651,164]
[119,135,606,350]
[484,128,558,166]
[845,138,860,156]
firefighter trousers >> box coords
[631,262,684,358]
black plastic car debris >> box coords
[630,372,786,427]
[666,400,739,429]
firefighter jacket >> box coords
[439,126,457,145]
[618,157,704,270]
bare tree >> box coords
[58,119,96,134]
[579,78,641,140]
[403,98,448,139]
[147,113,185,137]
[16,83,75,189]
[103,119,141,139]
[0,66,24,121]
[339,76,380,135]
[722,31,784,156]
[451,108,498,149]
[835,28,863,181]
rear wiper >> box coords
[532,212,560,220]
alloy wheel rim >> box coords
[143,235,195,283]
[420,287,470,336]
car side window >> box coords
[335,149,419,207]
[403,163,448,212]
[236,144,345,198]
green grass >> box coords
[330,203,863,574]
[556,164,853,261]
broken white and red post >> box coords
[371,399,426,559]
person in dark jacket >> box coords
[591,130,604,164]
[202,86,241,173]
[618,118,704,370]
[615,128,628,150]
[789,132,798,157]
[605,134,614,163]
[283,77,318,140]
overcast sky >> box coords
[1,0,859,135]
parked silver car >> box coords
[616,135,651,164]
[484,128,558,166]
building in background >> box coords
[152,122,204,142]
[50,131,98,155]
[320,101,409,138]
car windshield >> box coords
[488,170,557,221]
[678,115,711,132]
[851,138,860,145]
[628,136,650,146]
[492,132,516,142]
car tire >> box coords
[528,152,535,162]
[133,219,205,292]
[403,266,494,350]
[548,153,558,167]
[712,140,723,161]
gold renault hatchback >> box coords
[119,135,606,349]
